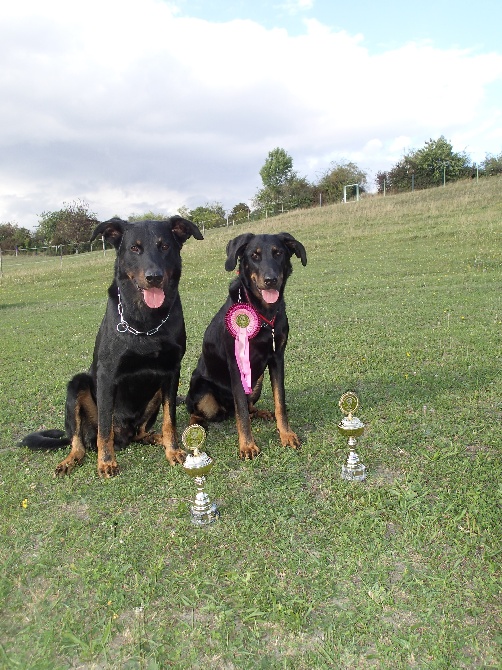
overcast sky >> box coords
[2,0,501,230]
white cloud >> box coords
[278,0,315,14]
[1,0,501,228]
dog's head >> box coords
[225,232,307,306]
[91,216,203,309]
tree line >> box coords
[1,137,501,252]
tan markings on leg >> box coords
[235,412,260,459]
[97,429,119,478]
[54,435,86,477]
[162,397,185,465]
[273,384,300,449]
[54,389,94,477]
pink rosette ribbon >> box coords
[225,303,261,393]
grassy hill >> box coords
[0,178,500,669]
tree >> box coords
[128,211,170,221]
[186,202,225,230]
[480,151,502,176]
[382,136,472,193]
[413,136,471,186]
[254,148,295,212]
[0,223,33,250]
[281,176,315,210]
[229,203,250,223]
[254,148,314,214]
[259,147,295,190]
[37,199,98,248]
[315,161,368,204]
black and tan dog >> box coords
[20,216,203,477]
[185,232,307,459]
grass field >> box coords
[1,178,501,669]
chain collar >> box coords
[116,287,170,336]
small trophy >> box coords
[181,424,219,526]
[338,392,366,482]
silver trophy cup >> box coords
[338,392,367,482]
[181,424,219,526]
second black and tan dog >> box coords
[186,232,307,458]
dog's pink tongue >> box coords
[262,289,279,304]
[142,287,165,308]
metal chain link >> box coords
[116,288,170,336]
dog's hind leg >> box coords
[54,374,98,476]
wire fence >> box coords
[0,203,308,275]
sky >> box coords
[1,0,502,230]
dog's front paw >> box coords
[98,460,120,478]
[54,457,82,477]
[279,430,301,450]
[239,442,261,459]
[165,447,186,465]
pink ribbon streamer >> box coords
[235,326,252,393]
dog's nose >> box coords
[145,271,164,287]
[264,275,278,287]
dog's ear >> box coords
[277,233,307,266]
[170,216,204,245]
[225,233,255,271]
[90,217,127,249]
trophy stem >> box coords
[341,437,366,482]
[190,476,219,526]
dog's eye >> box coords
[273,248,283,258]
[251,251,260,261]
[130,245,141,253]
[161,243,169,251]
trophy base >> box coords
[190,503,219,526]
[341,464,366,482]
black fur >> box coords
[186,232,306,459]
[19,216,203,477]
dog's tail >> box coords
[18,429,71,450]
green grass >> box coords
[1,179,501,669]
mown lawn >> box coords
[1,178,501,669]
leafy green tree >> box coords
[282,176,315,210]
[259,147,295,190]
[254,148,315,213]
[480,151,502,176]
[186,202,225,230]
[413,136,471,186]
[254,148,296,212]
[37,199,98,248]
[375,170,389,194]
[376,154,418,193]
[128,211,170,221]
[383,136,472,192]
[0,223,33,250]
[229,203,250,223]
[315,161,367,204]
